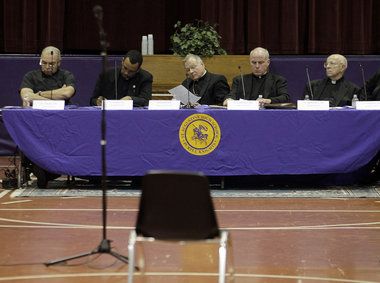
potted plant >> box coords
[170,20,227,57]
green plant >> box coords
[170,20,227,57]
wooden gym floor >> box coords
[0,189,379,283]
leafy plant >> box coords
[170,20,227,57]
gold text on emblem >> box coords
[179,114,221,156]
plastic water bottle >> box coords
[258,94,264,109]
[352,94,359,108]
[147,34,154,55]
[141,36,148,55]
[304,94,310,100]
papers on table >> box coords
[168,85,201,105]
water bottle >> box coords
[141,36,148,55]
[352,94,359,108]
[304,94,310,100]
[258,94,264,110]
[147,34,154,55]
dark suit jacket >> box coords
[227,72,289,103]
[181,71,230,105]
[359,68,380,101]
[90,68,153,107]
[303,77,359,107]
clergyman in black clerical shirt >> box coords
[303,54,359,107]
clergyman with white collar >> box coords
[303,54,359,107]
[181,54,230,106]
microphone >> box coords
[93,5,103,20]
[50,50,54,69]
[50,50,54,98]
[359,63,367,101]
[306,66,314,100]
[93,5,108,51]
[238,66,246,100]
[114,60,118,100]
[184,77,192,108]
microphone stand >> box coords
[183,77,194,109]
[306,66,314,100]
[45,5,129,266]
[238,66,246,99]
[359,63,368,101]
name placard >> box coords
[297,100,330,110]
[355,101,380,110]
[104,100,133,110]
[33,100,65,110]
[148,100,181,110]
[227,100,259,110]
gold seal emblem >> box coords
[179,114,221,156]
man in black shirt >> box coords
[224,47,289,106]
[181,54,230,106]
[303,54,358,107]
[90,50,152,107]
[360,68,380,101]
[20,46,76,106]
[19,46,76,188]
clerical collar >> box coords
[329,76,343,85]
[253,73,267,79]
[195,70,207,81]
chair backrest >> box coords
[135,170,220,240]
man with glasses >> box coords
[90,50,152,107]
[224,47,289,106]
[182,54,230,106]
[20,46,76,107]
[303,54,358,107]
[19,46,76,188]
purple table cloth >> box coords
[3,107,380,176]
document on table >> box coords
[168,85,201,105]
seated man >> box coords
[303,54,358,107]
[360,68,380,101]
[20,46,76,106]
[224,47,289,105]
[19,46,76,188]
[182,54,230,105]
[90,50,153,107]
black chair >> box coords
[127,170,234,283]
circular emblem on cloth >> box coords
[179,114,221,156]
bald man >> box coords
[19,46,76,188]
[303,54,358,107]
[224,47,289,106]
[20,46,76,106]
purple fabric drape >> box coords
[1,0,379,54]
[4,108,380,176]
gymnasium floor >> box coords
[0,184,379,283]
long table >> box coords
[3,107,380,177]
